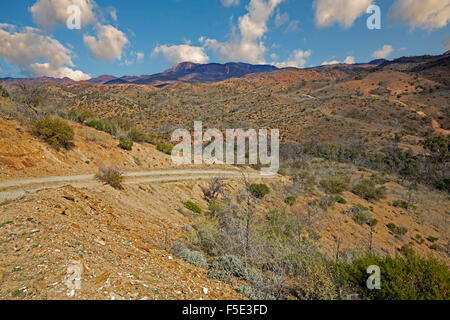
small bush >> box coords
[343,204,373,226]
[185,200,202,214]
[237,285,275,300]
[427,236,439,243]
[119,137,133,151]
[352,179,387,201]
[284,196,296,206]
[249,184,270,199]
[157,142,173,155]
[337,247,449,300]
[32,116,74,150]
[429,244,440,251]
[85,120,114,134]
[171,242,208,269]
[386,223,408,236]
[333,195,347,204]
[209,255,262,285]
[391,200,416,210]
[320,177,349,194]
[95,167,124,189]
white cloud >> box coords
[221,0,240,7]
[0,24,90,80]
[273,49,312,68]
[109,7,117,21]
[322,55,355,65]
[203,0,284,64]
[83,24,129,62]
[152,44,210,65]
[389,0,450,30]
[372,45,393,59]
[275,11,289,27]
[136,52,144,63]
[314,0,373,29]
[30,0,96,30]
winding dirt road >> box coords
[0,169,276,202]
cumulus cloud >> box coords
[221,0,240,7]
[389,0,450,30]
[372,45,393,59]
[0,24,90,80]
[83,24,129,62]
[203,0,284,64]
[272,49,312,68]
[322,55,355,65]
[30,0,96,30]
[152,44,210,65]
[314,0,373,29]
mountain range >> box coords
[1,53,449,86]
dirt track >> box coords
[0,169,276,202]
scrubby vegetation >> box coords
[351,179,387,201]
[320,177,349,194]
[156,142,174,155]
[32,116,74,150]
[118,137,133,151]
[184,200,202,214]
[337,246,449,300]
[249,184,270,199]
[171,242,208,269]
[284,196,296,206]
[95,167,124,190]
[386,223,408,236]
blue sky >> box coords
[0,0,448,79]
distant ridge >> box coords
[1,52,449,86]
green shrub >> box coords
[337,247,449,300]
[249,184,270,199]
[85,120,114,134]
[333,195,347,204]
[119,137,133,151]
[171,242,208,269]
[386,223,408,236]
[343,204,373,226]
[128,128,156,144]
[157,142,173,155]
[427,236,439,243]
[284,196,296,206]
[352,179,387,201]
[95,167,124,190]
[429,244,440,251]
[185,200,202,214]
[32,116,74,150]
[320,177,349,194]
